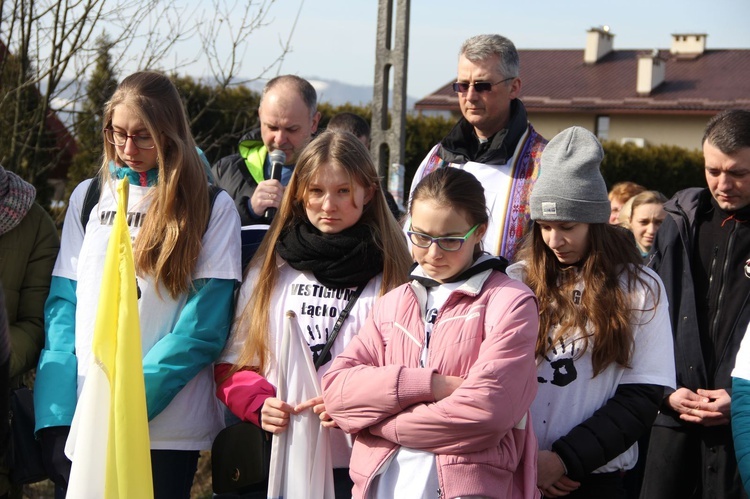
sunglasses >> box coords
[452,77,515,94]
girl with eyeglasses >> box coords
[322,167,540,499]
[507,127,674,499]
[34,71,242,498]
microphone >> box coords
[264,149,286,220]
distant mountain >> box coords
[245,76,417,109]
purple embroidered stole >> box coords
[420,125,546,260]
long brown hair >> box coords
[516,223,659,376]
[100,71,210,299]
[233,130,411,374]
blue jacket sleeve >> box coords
[732,377,750,494]
[34,276,79,432]
[142,277,235,420]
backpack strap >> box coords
[81,178,222,235]
[206,185,223,233]
[80,176,102,233]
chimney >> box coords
[670,33,707,56]
[584,26,614,64]
[637,51,666,96]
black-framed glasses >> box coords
[104,128,156,150]
[407,224,480,252]
[452,77,515,94]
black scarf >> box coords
[438,99,529,165]
[277,221,384,289]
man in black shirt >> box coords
[641,110,750,499]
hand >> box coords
[675,387,731,426]
[431,374,463,401]
[537,450,566,490]
[541,475,581,497]
[260,397,297,434]
[250,179,284,217]
[296,396,338,429]
[537,450,580,497]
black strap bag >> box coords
[8,387,47,484]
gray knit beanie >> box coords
[530,126,610,223]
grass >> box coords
[23,452,214,498]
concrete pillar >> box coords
[371,0,410,182]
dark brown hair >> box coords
[409,167,488,227]
[703,109,750,154]
[409,167,489,256]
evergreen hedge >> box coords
[600,142,705,198]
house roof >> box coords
[415,48,750,115]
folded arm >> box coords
[551,383,663,481]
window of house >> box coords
[596,115,610,140]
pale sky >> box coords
[167,0,750,99]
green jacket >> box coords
[1,202,59,378]
[211,130,268,226]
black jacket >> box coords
[211,130,268,226]
[649,187,750,427]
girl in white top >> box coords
[216,131,412,497]
[507,127,675,499]
[35,71,241,498]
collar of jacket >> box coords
[408,254,507,304]
[238,135,267,185]
[439,98,529,165]
[408,261,500,317]
[111,162,159,187]
[660,187,706,254]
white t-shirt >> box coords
[507,263,675,473]
[372,274,463,499]
[55,178,242,449]
[221,261,383,468]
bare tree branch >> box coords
[0,0,294,196]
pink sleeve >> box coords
[214,363,276,426]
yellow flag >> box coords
[66,178,153,498]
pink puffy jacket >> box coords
[322,269,541,499]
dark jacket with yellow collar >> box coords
[211,129,269,226]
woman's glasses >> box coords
[407,224,480,252]
[452,77,515,94]
[104,129,156,150]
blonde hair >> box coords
[233,131,411,374]
[628,190,668,221]
[617,196,636,228]
[100,71,210,298]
